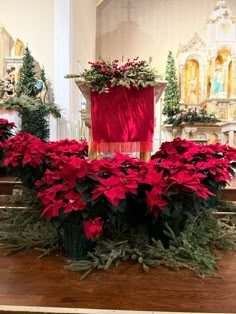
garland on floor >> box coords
[0,189,58,255]
[0,188,236,279]
[65,210,236,280]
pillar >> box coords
[223,63,228,94]
[210,57,215,98]
[229,130,234,147]
[231,56,236,98]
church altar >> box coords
[75,79,167,160]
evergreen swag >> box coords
[165,107,220,127]
[65,57,161,93]
[163,51,181,119]
[0,196,236,279]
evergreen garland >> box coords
[65,210,236,280]
[21,106,50,142]
[163,51,180,118]
[0,188,58,256]
[0,188,236,279]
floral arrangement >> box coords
[65,57,161,93]
[1,129,236,275]
[164,107,220,127]
[2,131,236,246]
[2,132,88,189]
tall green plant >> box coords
[163,51,180,119]
[16,46,36,97]
[21,106,50,142]
[15,47,52,141]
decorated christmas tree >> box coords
[16,46,37,97]
[163,51,180,120]
[16,46,49,141]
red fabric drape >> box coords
[91,86,154,153]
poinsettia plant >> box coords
[0,119,15,142]
[35,139,235,243]
[65,57,161,93]
[2,132,88,189]
[0,119,15,174]
[2,132,236,247]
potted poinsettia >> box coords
[35,139,236,258]
[2,132,88,189]
[3,131,236,261]
[0,118,16,175]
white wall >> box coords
[0,0,54,82]
[96,0,236,150]
[71,0,96,126]
[0,0,97,140]
[96,0,236,75]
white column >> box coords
[210,57,215,98]
[231,56,236,98]
[229,130,234,147]
[54,0,73,139]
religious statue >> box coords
[188,76,198,104]
[2,67,16,99]
[214,65,224,95]
[14,38,25,57]
[35,79,49,104]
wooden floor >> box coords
[0,177,236,313]
[0,249,236,313]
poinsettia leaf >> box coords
[75,183,88,193]
[117,199,127,213]
[167,190,179,197]
[80,192,92,202]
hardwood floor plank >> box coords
[0,250,236,312]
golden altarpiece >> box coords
[0,24,24,132]
[0,24,24,85]
[164,0,236,147]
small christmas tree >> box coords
[17,46,36,97]
[163,51,180,120]
[16,47,50,141]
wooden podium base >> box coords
[140,152,151,162]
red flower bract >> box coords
[83,217,103,240]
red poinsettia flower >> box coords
[196,185,215,200]
[36,169,62,186]
[40,199,65,220]
[145,190,168,217]
[119,173,138,195]
[64,191,87,213]
[92,176,126,206]
[93,157,122,177]
[38,183,69,207]
[168,171,206,192]
[83,217,103,240]
[60,157,88,188]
